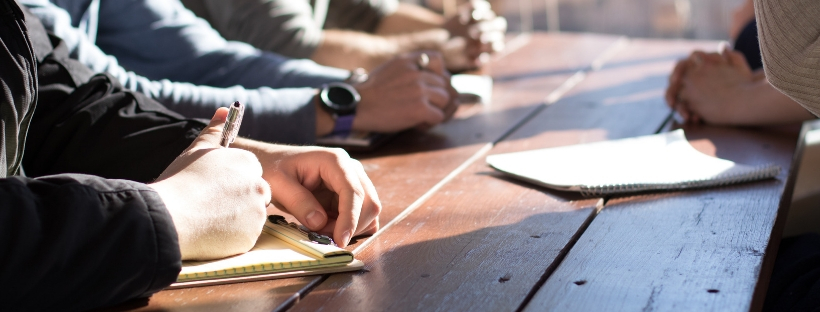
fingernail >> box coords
[341,230,351,247]
[306,211,323,229]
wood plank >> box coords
[291,38,717,311]
[522,114,800,310]
[117,33,620,312]
[349,33,622,235]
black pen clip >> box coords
[267,215,336,246]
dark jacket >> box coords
[0,0,206,310]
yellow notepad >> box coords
[170,217,363,289]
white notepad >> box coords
[486,130,780,196]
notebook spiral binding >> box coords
[578,164,781,197]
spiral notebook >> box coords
[486,130,780,197]
[169,216,363,289]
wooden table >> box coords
[122,33,801,312]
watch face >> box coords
[321,82,360,115]
[328,86,355,107]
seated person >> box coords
[664,0,814,126]
[181,0,507,72]
[0,2,379,310]
[22,0,458,145]
[722,0,820,310]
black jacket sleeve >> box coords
[0,174,181,311]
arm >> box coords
[0,175,181,311]
[375,3,446,34]
[93,0,349,89]
[753,0,820,116]
[667,49,814,125]
[22,0,338,144]
[2,111,272,311]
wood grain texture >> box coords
[290,38,717,312]
[523,125,799,312]
[116,277,317,312]
[350,33,622,235]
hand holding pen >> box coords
[149,105,270,260]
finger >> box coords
[415,51,447,77]
[420,71,448,89]
[666,60,688,108]
[320,156,367,247]
[699,52,725,65]
[421,101,447,126]
[188,107,229,151]
[350,159,381,236]
[269,176,329,232]
[690,51,705,68]
[726,50,751,71]
[438,82,460,122]
[425,85,452,111]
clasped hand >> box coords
[443,0,507,71]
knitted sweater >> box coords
[754,0,820,116]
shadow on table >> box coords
[303,208,595,311]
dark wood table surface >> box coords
[123,33,802,312]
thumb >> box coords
[189,107,229,151]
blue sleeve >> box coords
[21,0,348,144]
[93,0,349,89]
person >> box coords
[664,0,814,126]
[0,1,380,310]
[181,0,507,72]
[21,0,458,145]
[729,0,820,310]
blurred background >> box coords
[404,0,746,40]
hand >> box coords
[235,142,382,247]
[352,51,458,133]
[667,49,757,124]
[149,108,271,260]
[442,0,507,71]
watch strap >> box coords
[331,114,355,135]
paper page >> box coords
[486,130,777,194]
[452,74,493,105]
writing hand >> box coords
[150,108,270,260]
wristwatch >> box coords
[319,82,361,135]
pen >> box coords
[220,101,244,148]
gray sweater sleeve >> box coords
[323,0,399,32]
[183,0,323,59]
[753,0,820,116]
[182,0,399,59]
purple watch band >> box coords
[332,114,355,135]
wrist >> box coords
[316,82,361,136]
[315,94,335,137]
[148,181,193,258]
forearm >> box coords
[311,29,448,71]
[375,3,446,35]
[731,78,816,125]
[753,0,820,116]
[0,175,180,311]
[94,0,349,89]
